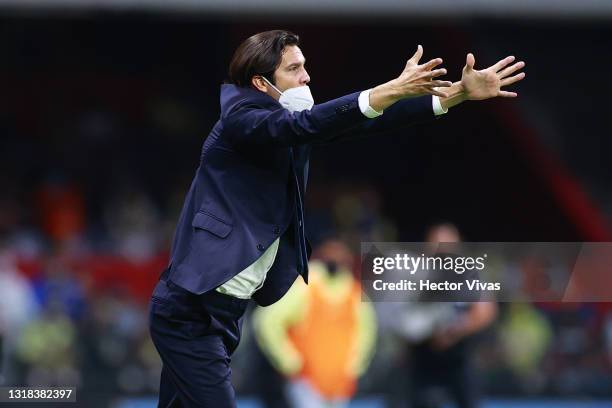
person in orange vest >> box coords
[253,239,377,408]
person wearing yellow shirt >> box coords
[253,240,377,408]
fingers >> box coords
[501,72,526,87]
[429,80,453,88]
[400,45,451,98]
[422,81,452,98]
[408,44,424,65]
[420,57,444,72]
[492,55,516,73]
[465,53,475,70]
[428,88,450,98]
[498,90,518,98]
[498,61,525,79]
[421,67,447,80]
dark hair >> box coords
[228,30,300,88]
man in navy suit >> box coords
[148,30,525,407]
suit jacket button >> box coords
[273,226,280,234]
[257,244,265,251]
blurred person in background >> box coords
[148,28,524,407]
[12,248,84,388]
[35,175,86,249]
[497,303,553,393]
[0,243,39,385]
[253,239,377,408]
[15,304,79,388]
[104,187,164,262]
[394,223,498,408]
[31,249,87,322]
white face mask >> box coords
[262,77,314,113]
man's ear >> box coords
[251,76,268,92]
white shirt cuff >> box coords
[358,89,383,118]
[432,95,448,116]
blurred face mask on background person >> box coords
[262,76,314,113]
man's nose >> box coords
[301,71,311,85]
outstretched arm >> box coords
[313,46,452,144]
[316,52,526,144]
[225,45,452,148]
[440,53,526,111]
[312,95,436,145]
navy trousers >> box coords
[149,271,249,407]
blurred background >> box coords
[0,0,611,407]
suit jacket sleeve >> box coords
[314,95,436,145]
[223,91,369,147]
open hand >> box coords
[392,45,453,98]
[461,53,526,100]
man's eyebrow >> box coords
[286,59,306,69]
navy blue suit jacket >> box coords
[165,84,435,305]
